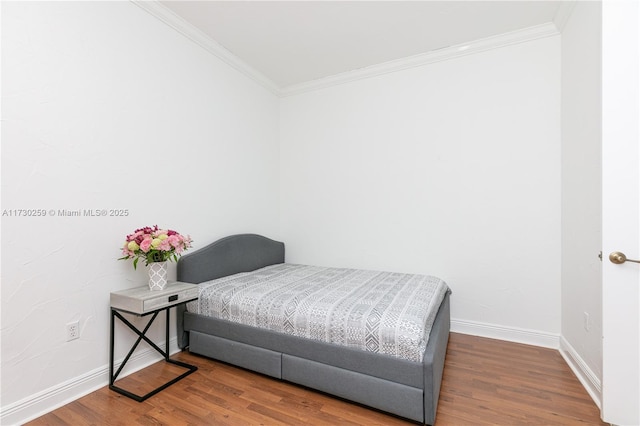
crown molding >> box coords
[131,0,281,96]
[280,22,560,97]
[131,1,560,99]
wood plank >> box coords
[26,333,606,425]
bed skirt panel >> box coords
[190,331,282,379]
[282,354,424,422]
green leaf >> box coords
[133,257,139,270]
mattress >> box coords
[186,263,449,362]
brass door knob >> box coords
[609,251,640,264]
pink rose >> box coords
[168,235,182,248]
[139,237,152,253]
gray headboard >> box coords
[177,233,285,284]
[175,234,284,349]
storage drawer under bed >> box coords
[188,330,425,423]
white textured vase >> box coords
[148,261,168,291]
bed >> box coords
[176,234,451,425]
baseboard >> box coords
[451,318,560,349]
[559,336,602,409]
[0,338,181,426]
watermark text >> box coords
[2,208,130,218]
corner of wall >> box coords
[553,0,577,32]
[559,336,602,409]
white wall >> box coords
[280,37,562,339]
[1,1,279,422]
[559,1,603,401]
[1,2,573,422]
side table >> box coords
[109,281,199,402]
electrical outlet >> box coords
[583,312,590,332]
[66,321,80,341]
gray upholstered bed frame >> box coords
[176,234,450,425]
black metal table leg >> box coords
[109,306,197,402]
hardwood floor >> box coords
[26,333,605,425]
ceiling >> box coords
[158,1,568,90]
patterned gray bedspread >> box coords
[186,263,450,362]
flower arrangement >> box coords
[119,225,192,269]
